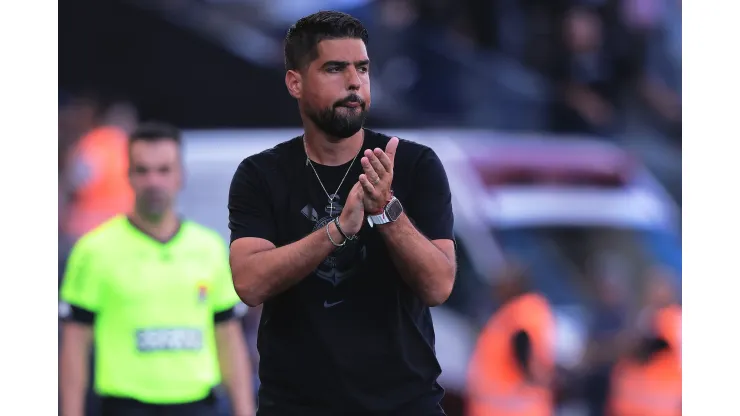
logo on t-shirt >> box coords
[197,283,208,304]
[136,328,204,352]
[302,194,367,286]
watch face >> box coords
[385,198,403,221]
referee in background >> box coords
[59,122,255,416]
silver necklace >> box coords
[303,136,361,216]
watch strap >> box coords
[367,196,400,228]
[367,210,390,228]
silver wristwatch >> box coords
[367,197,404,227]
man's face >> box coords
[645,271,675,306]
[128,139,182,220]
[292,38,371,139]
[565,9,602,53]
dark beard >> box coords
[135,190,170,222]
[306,105,367,140]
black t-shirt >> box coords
[228,129,454,415]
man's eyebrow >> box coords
[321,59,371,68]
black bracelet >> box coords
[326,221,345,247]
[334,217,356,241]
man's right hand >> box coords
[339,182,365,237]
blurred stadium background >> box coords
[58,0,681,415]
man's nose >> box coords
[346,67,361,91]
[144,171,167,187]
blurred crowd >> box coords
[198,0,681,141]
[59,0,681,415]
[464,263,680,416]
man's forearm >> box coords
[377,214,455,306]
[217,322,255,416]
[232,222,345,306]
[60,355,88,416]
[59,324,91,416]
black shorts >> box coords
[99,392,217,416]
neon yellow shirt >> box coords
[60,215,242,404]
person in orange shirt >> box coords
[608,267,681,416]
[61,100,138,240]
[466,263,556,416]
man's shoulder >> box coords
[74,215,129,252]
[66,217,131,270]
[364,129,434,161]
[240,136,302,172]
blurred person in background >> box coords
[637,0,682,143]
[103,100,139,136]
[551,1,642,136]
[60,96,138,244]
[404,0,470,118]
[580,271,631,416]
[59,122,255,416]
[466,262,556,416]
[59,92,109,275]
[635,266,681,332]
[607,266,681,416]
[58,92,104,160]
[228,10,456,416]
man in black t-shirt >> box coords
[228,11,457,416]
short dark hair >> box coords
[129,121,181,145]
[284,11,368,71]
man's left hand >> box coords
[359,136,399,214]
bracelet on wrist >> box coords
[326,221,346,247]
[334,217,357,241]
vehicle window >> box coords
[491,226,681,307]
[493,228,584,306]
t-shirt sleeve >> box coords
[228,157,277,244]
[407,147,454,241]
[211,240,248,323]
[59,238,103,324]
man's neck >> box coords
[303,127,364,166]
[129,211,180,242]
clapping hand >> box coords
[358,137,398,214]
[338,181,366,236]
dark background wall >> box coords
[59,0,305,128]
